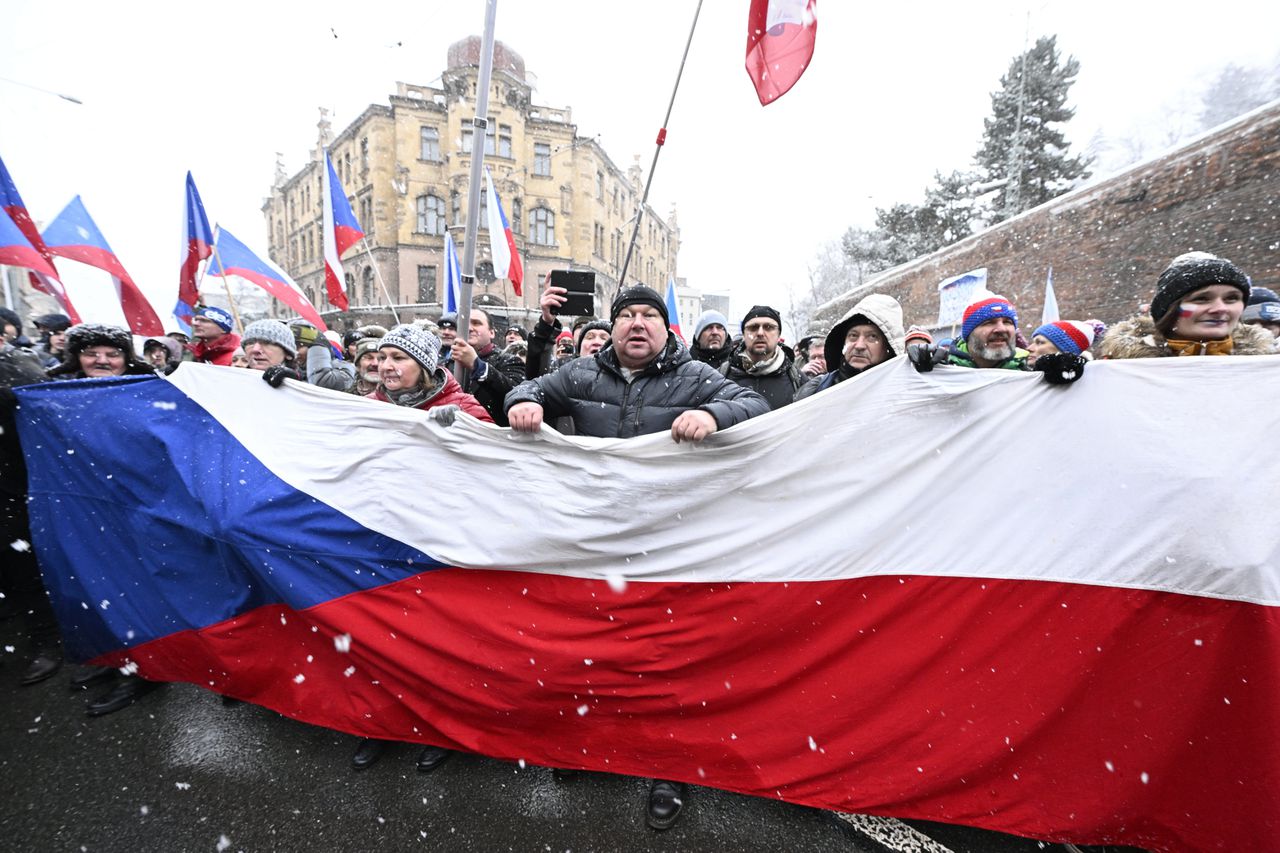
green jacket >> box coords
[942,339,1029,370]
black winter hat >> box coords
[33,313,72,332]
[741,305,783,330]
[580,319,612,337]
[1247,286,1278,306]
[1151,252,1251,329]
[610,286,668,326]
[0,307,21,334]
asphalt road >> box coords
[0,623,1133,853]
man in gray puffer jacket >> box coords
[506,286,768,441]
[505,285,767,830]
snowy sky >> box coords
[2,0,1278,332]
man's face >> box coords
[144,346,169,368]
[79,345,127,377]
[49,330,68,353]
[439,325,457,346]
[231,351,250,368]
[191,316,222,341]
[468,311,493,349]
[968,317,1017,364]
[580,329,610,357]
[2,323,17,342]
[742,316,781,362]
[244,340,288,370]
[697,323,726,350]
[505,330,522,346]
[806,340,825,362]
[611,305,668,369]
[843,324,888,370]
[357,351,381,382]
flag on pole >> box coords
[321,150,363,311]
[178,172,214,312]
[0,207,59,277]
[0,154,80,322]
[937,268,988,328]
[484,168,523,296]
[206,227,328,332]
[745,0,818,106]
[171,298,193,336]
[1041,266,1060,325]
[664,277,683,340]
[15,357,1280,853]
[444,231,462,314]
[42,196,163,335]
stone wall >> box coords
[814,101,1280,334]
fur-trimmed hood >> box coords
[1100,314,1277,359]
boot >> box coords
[352,738,387,770]
[86,676,162,717]
[416,745,452,773]
[646,779,687,831]
[20,647,63,685]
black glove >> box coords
[1034,352,1086,385]
[262,365,301,388]
[907,342,942,373]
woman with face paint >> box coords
[1100,252,1273,359]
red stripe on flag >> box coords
[95,570,1280,853]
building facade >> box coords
[261,38,681,326]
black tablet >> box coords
[550,270,596,317]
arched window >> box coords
[363,267,375,305]
[416,194,446,236]
[529,207,555,246]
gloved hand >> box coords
[1034,352,1086,385]
[907,342,942,373]
[262,365,301,388]
[426,404,460,427]
[295,325,321,348]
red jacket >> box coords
[367,370,494,423]
[188,332,241,366]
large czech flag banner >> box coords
[16,357,1280,853]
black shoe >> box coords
[416,745,451,773]
[20,651,63,686]
[352,738,387,770]
[86,677,161,717]
[552,767,579,781]
[646,779,687,831]
[70,665,117,689]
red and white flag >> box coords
[321,150,364,311]
[745,0,818,105]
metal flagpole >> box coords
[355,237,401,325]
[453,0,499,383]
[617,0,704,290]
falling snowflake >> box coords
[9,539,30,552]
[333,633,352,653]
[807,736,818,751]
[293,674,305,684]
[343,666,356,677]
[216,836,232,852]
[576,704,589,716]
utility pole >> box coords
[1004,13,1030,218]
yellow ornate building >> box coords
[262,37,680,321]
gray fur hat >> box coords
[378,324,441,374]
[240,320,297,356]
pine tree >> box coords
[976,35,1090,222]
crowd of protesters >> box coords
[1,250,1277,830]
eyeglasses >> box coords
[615,309,664,325]
[744,322,779,334]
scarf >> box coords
[382,381,438,409]
[1163,336,1234,357]
[738,345,786,376]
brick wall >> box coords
[814,100,1280,334]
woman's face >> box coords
[1170,284,1244,340]
[1025,334,1061,367]
[379,347,422,391]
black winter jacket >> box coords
[718,342,802,410]
[505,334,769,438]
[458,344,527,426]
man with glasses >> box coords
[505,285,769,830]
[718,305,803,410]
